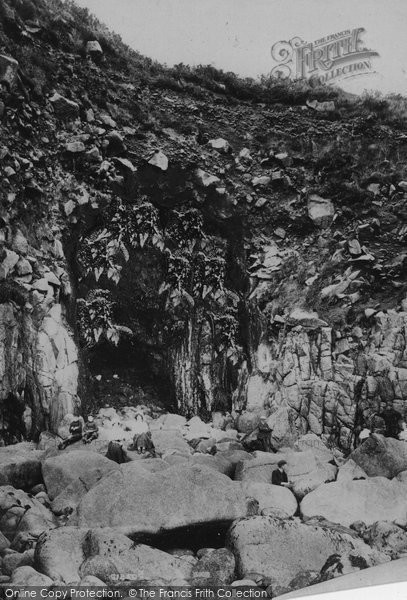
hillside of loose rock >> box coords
[1,0,407,595]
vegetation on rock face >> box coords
[77,289,118,347]
[77,200,164,285]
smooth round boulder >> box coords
[71,465,253,536]
[34,527,88,583]
[300,478,407,526]
[150,430,192,457]
[42,450,119,499]
[11,566,53,586]
[241,481,297,517]
[0,486,55,541]
[79,556,119,582]
[150,414,187,431]
[13,505,56,540]
[227,516,386,590]
[349,435,407,478]
[2,549,34,575]
[0,444,45,489]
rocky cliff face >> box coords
[0,229,78,438]
[0,0,407,443]
[246,310,407,449]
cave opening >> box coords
[82,336,176,417]
[0,392,26,445]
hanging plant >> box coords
[77,289,132,348]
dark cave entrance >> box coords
[0,392,26,445]
[82,336,176,416]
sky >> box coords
[72,0,407,96]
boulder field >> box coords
[0,422,405,595]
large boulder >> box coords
[235,450,337,499]
[241,481,297,517]
[183,416,213,441]
[93,543,192,584]
[336,459,368,482]
[300,478,407,526]
[151,414,187,431]
[150,429,192,457]
[2,549,34,575]
[71,465,254,536]
[349,435,407,478]
[278,556,407,599]
[11,566,53,586]
[83,527,134,557]
[50,478,94,516]
[235,412,261,434]
[0,486,56,541]
[34,527,88,583]
[13,505,56,541]
[78,556,118,583]
[35,526,193,585]
[0,443,44,489]
[42,450,119,500]
[227,516,386,589]
[80,531,194,585]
